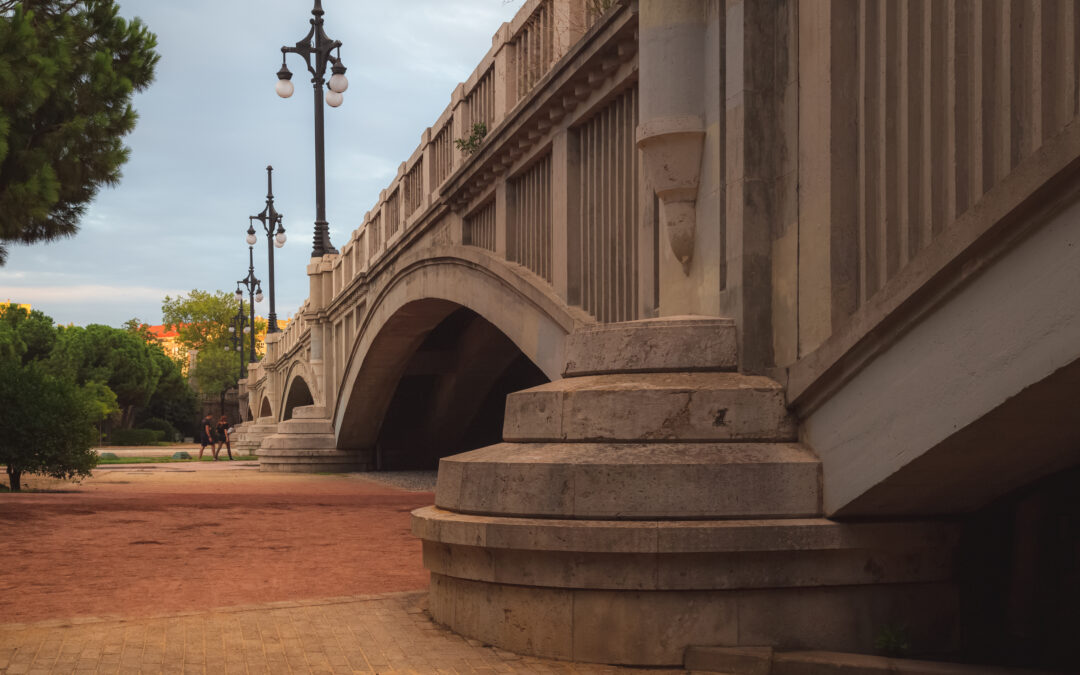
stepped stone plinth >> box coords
[256,405,368,473]
[230,418,278,455]
[413,317,959,665]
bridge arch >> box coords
[334,246,587,466]
[281,372,315,421]
[258,396,273,420]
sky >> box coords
[0,0,524,327]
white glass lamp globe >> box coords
[243,326,251,334]
[234,290,243,302]
[235,346,241,352]
[328,72,348,93]
[228,325,235,333]
[245,232,257,245]
[325,90,343,108]
[275,78,294,98]
[255,291,264,303]
[275,231,287,247]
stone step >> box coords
[291,405,329,420]
[436,442,820,519]
[413,507,958,665]
[563,316,737,376]
[504,372,797,443]
[683,646,1043,675]
[257,447,368,473]
[274,419,334,435]
[260,433,336,450]
[413,507,957,559]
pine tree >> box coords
[0,1,159,263]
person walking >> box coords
[198,415,214,460]
[215,415,233,460]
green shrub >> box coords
[110,428,165,446]
[140,417,179,442]
[874,623,911,658]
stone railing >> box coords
[785,0,1080,404]
[255,0,642,417]
[325,0,629,305]
[266,303,309,363]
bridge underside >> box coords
[372,307,549,470]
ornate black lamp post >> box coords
[274,0,349,258]
[228,305,247,379]
[247,166,286,333]
[235,246,263,365]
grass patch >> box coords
[96,456,258,465]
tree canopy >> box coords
[137,345,198,436]
[48,323,161,425]
[0,0,159,264]
[0,303,99,490]
[162,290,242,351]
[162,290,262,404]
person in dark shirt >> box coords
[214,415,233,461]
[198,415,214,460]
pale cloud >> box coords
[0,285,186,305]
[2,1,524,327]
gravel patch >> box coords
[355,470,438,492]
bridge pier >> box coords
[257,405,369,473]
[230,417,279,456]
[413,318,958,665]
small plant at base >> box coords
[874,623,911,658]
[455,122,488,156]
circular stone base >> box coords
[413,506,958,665]
[428,573,956,666]
[256,448,369,473]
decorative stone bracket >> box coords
[637,115,705,275]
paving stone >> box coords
[0,591,685,674]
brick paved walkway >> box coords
[0,591,683,674]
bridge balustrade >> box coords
[252,0,641,347]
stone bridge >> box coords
[236,0,1080,669]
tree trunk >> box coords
[7,466,21,492]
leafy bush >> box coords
[454,122,488,156]
[874,623,911,658]
[0,360,99,491]
[140,417,179,442]
[110,428,165,446]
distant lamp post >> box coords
[249,165,286,333]
[236,246,263,364]
[229,306,247,379]
[275,0,347,258]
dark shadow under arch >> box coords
[259,396,273,419]
[282,376,314,421]
[338,303,549,470]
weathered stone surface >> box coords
[290,405,329,420]
[563,317,737,376]
[435,442,820,519]
[256,408,369,472]
[431,574,575,661]
[425,571,956,666]
[768,650,1047,675]
[503,373,797,443]
[229,419,278,454]
[684,646,773,675]
[273,420,334,436]
[413,508,956,587]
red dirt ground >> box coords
[0,466,433,624]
